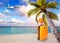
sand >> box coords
[0,33,58,43]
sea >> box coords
[0,26,60,34]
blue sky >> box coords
[0,0,60,26]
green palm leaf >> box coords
[47,12,58,20]
[47,2,58,9]
[35,11,41,23]
[28,1,40,8]
[28,8,40,17]
[37,0,46,6]
[42,14,48,26]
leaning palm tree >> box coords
[27,0,60,43]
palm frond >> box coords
[42,14,48,26]
[37,0,46,6]
[28,8,40,17]
[47,12,58,20]
[35,11,41,23]
[28,1,40,8]
[47,2,58,9]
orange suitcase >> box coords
[39,25,48,40]
[38,18,48,40]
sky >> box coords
[0,0,60,26]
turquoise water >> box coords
[0,26,60,34]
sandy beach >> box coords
[0,33,58,43]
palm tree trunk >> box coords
[45,12,60,43]
[45,12,58,34]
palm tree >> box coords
[27,0,60,42]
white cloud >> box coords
[0,18,24,23]
[0,13,5,18]
[8,4,35,17]
[18,6,27,16]
[17,4,35,16]
[11,18,24,23]
[23,0,29,2]
[0,12,10,18]
[52,14,60,26]
[19,0,29,3]
[0,20,3,23]
[13,10,25,16]
[58,14,60,20]
[26,15,36,23]
[25,4,35,12]
[0,18,25,26]
[5,9,10,13]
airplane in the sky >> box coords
[7,4,20,10]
